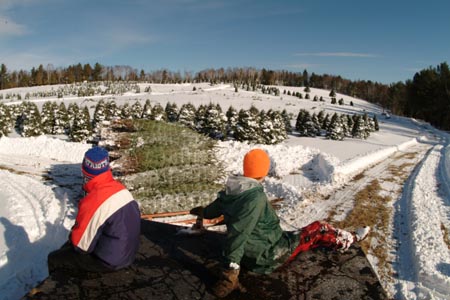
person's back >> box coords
[48,146,140,274]
[208,175,296,274]
[71,169,140,269]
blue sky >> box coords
[1,0,449,84]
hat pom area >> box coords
[243,149,271,179]
[81,146,110,178]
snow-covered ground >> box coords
[0,83,449,299]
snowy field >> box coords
[0,83,449,299]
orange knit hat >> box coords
[243,149,271,178]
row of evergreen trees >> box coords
[0,101,93,142]
[0,81,143,101]
[295,109,378,140]
[0,99,378,143]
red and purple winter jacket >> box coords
[70,171,141,270]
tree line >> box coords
[1,61,449,130]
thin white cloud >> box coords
[0,48,88,71]
[294,52,378,58]
[0,52,52,70]
[0,0,41,8]
[285,63,321,69]
[0,16,27,36]
[105,29,154,47]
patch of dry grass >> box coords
[441,223,450,250]
[352,172,365,181]
[388,163,414,177]
[396,152,417,160]
[328,150,421,292]
[332,179,393,281]
[0,165,30,176]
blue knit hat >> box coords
[82,147,110,178]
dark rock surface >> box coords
[25,220,387,300]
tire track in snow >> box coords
[0,167,76,300]
[0,171,45,241]
[394,143,450,299]
[298,143,430,225]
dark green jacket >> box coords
[203,176,299,274]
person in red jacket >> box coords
[47,146,141,274]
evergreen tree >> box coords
[352,115,368,139]
[327,113,345,140]
[150,103,166,121]
[195,104,207,133]
[340,114,350,137]
[331,97,337,104]
[235,108,259,143]
[165,102,179,122]
[258,110,275,144]
[346,115,354,137]
[10,104,23,123]
[329,89,336,97]
[178,103,197,129]
[363,113,373,136]
[321,114,330,132]
[20,102,42,137]
[54,102,70,135]
[67,102,80,128]
[295,109,306,133]
[70,106,92,142]
[226,105,238,139]
[338,98,344,105]
[141,99,152,119]
[0,103,12,137]
[303,111,316,137]
[93,99,107,129]
[249,105,260,117]
[131,101,143,119]
[373,115,379,131]
[295,109,315,136]
[269,110,287,141]
[120,103,132,119]
[41,101,57,134]
[281,109,292,133]
[311,113,321,136]
[203,103,226,139]
[317,110,325,125]
[304,86,311,93]
[105,101,120,120]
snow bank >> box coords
[333,138,418,183]
[216,140,328,178]
[304,153,339,183]
[409,145,450,297]
[0,136,91,163]
[441,133,450,196]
